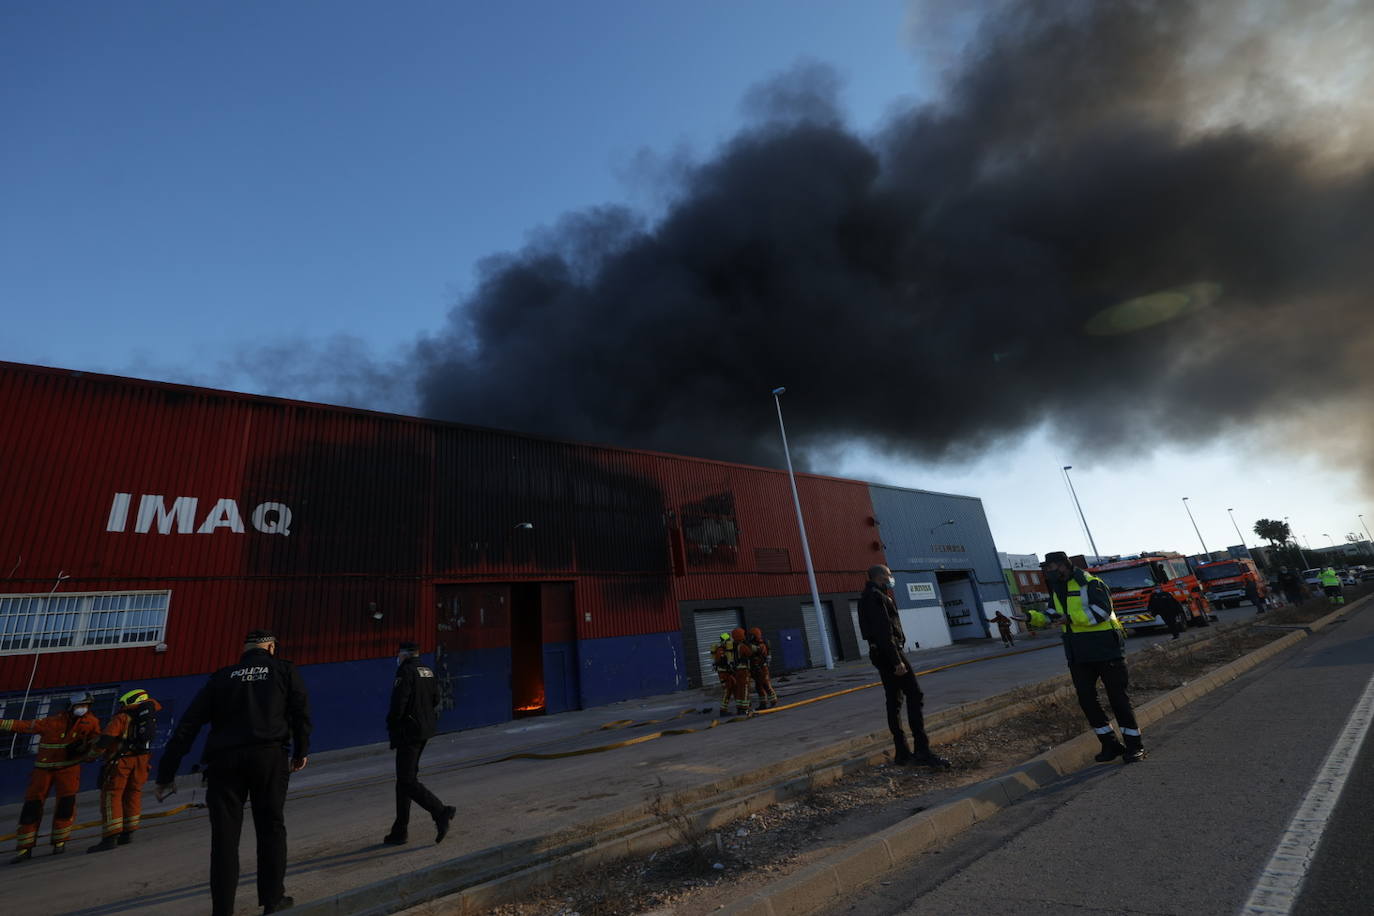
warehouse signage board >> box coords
[906,581,937,602]
[105,493,293,536]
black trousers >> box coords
[878,665,931,753]
[205,745,289,915]
[1163,613,1183,637]
[1069,658,1139,733]
[393,741,444,829]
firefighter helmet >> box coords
[68,691,95,709]
[749,627,764,640]
[119,688,150,708]
[731,627,746,643]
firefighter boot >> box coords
[51,842,66,856]
[116,831,133,846]
[1094,730,1126,762]
[1123,733,1146,763]
[86,836,118,854]
[10,848,32,865]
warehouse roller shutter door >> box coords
[801,601,839,666]
[693,608,742,685]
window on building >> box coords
[1017,572,1029,586]
[0,591,171,655]
[0,687,121,757]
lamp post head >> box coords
[1062,465,1072,471]
[771,387,786,396]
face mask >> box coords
[887,577,897,590]
[72,706,89,717]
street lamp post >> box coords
[771,387,833,669]
[1062,466,1100,560]
[1227,508,1247,550]
[1361,514,1372,543]
[1324,533,1336,548]
[1182,497,1210,556]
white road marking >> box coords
[1241,669,1374,914]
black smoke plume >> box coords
[413,0,1374,475]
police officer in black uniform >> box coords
[384,640,455,845]
[155,629,311,916]
[857,564,951,769]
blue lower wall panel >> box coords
[576,632,686,709]
[434,646,511,733]
[541,641,579,715]
[0,633,688,805]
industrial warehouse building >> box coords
[0,361,1010,801]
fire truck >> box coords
[1194,557,1268,609]
[1089,554,1213,633]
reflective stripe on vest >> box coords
[1053,574,1122,634]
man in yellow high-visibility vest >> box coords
[1026,551,1144,763]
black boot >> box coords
[86,836,118,854]
[1123,733,1146,763]
[116,832,133,846]
[908,747,952,769]
[434,805,456,844]
[1094,731,1126,762]
[10,848,32,865]
[892,733,913,765]
[382,828,407,845]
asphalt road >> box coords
[0,601,1272,915]
[822,601,1374,916]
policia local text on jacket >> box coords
[856,565,949,768]
[384,642,455,846]
[1028,552,1144,763]
[156,631,312,916]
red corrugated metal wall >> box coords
[0,362,880,691]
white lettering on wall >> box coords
[136,495,199,534]
[106,494,292,536]
[251,502,292,537]
[106,493,132,532]
[197,499,246,534]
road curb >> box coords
[719,597,1370,916]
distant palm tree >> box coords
[1254,518,1291,547]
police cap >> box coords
[398,640,420,653]
[244,629,277,644]
[1043,551,1070,566]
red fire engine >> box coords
[1089,554,1213,633]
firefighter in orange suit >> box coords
[1,691,101,863]
[710,632,753,717]
[86,688,162,853]
[746,627,779,709]
[731,628,756,717]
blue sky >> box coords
[3,1,1368,562]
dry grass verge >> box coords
[471,589,1368,916]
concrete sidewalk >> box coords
[2,612,1248,916]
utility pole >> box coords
[1062,466,1100,560]
[1182,497,1210,555]
[772,387,833,669]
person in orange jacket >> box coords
[710,631,753,717]
[86,688,162,853]
[730,628,756,717]
[1,691,101,863]
[745,627,779,709]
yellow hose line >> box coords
[0,801,200,844]
[480,641,1061,761]
[0,641,1061,838]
